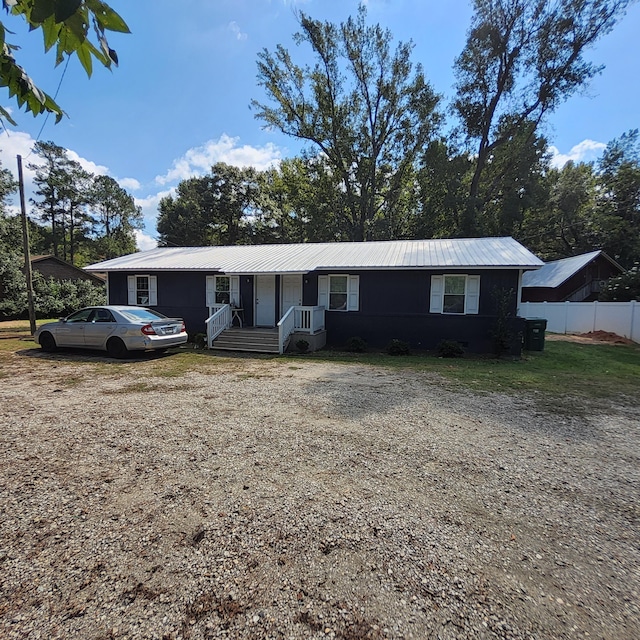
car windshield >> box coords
[119,308,169,323]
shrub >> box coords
[386,338,410,356]
[33,274,106,318]
[437,339,465,358]
[599,265,640,301]
[295,339,309,353]
[344,336,367,352]
[0,252,27,318]
[0,256,107,319]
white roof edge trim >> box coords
[86,265,542,273]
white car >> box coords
[34,306,188,358]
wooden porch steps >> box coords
[211,327,280,354]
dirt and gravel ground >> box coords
[1,345,639,639]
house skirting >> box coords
[286,330,327,353]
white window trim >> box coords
[127,274,157,306]
[206,275,240,307]
[318,274,359,312]
[429,274,480,315]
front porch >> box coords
[206,305,326,354]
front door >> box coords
[255,275,276,326]
[282,275,302,313]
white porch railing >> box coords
[206,304,232,348]
[277,306,296,354]
[278,305,326,354]
[294,305,325,333]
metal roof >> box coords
[85,237,543,274]
[521,250,621,288]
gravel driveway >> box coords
[1,348,638,639]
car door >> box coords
[56,308,93,346]
[83,308,117,348]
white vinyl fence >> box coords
[519,300,640,343]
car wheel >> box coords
[106,337,128,359]
[39,332,57,352]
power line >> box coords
[17,55,71,160]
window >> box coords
[136,276,150,305]
[66,308,93,323]
[318,275,359,311]
[215,276,231,304]
[127,275,157,306]
[89,308,115,323]
[430,275,480,315]
[443,275,466,314]
[329,275,348,310]
[205,275,239,308]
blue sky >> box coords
[1,0,638,251]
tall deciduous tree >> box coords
[1,0,129,125]
[594,129,640,267]
[520,161,597,259]
[258,155,357,243]
[252,5,440,241]
[454,0,631,234]
[414,140,472,239]
[157,163,260,247]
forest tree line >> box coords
[157,1,639,270]
[1,0,639,318]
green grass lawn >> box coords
[3,318,638,404]
[299,339,640,402]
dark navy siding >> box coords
[108,268,523,353]
[314,269,522,353]
[109,272,218,333]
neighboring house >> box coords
[30,255,106,286]
[521,250,624,303]
[85,237,543,354]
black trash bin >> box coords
[524,318,547,351]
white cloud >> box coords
[155,134,283,185]
[0,130,39,188]
[134,229,158,252]
[118,177,141,191]
[549,139,607,169]
[0,130,110,190]
[66,149,108,176]
[135,188,175,224]
[228,21,248,41]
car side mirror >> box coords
[59,317,67,323]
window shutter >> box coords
[149,276,158,306]
[347,275,359,311]
[466,275,480,314]
[127,275,136,305]
[230,276,240,306]
[429,275,443,313]
[205,276,215,307]
[318,276,328,308]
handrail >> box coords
[566,278,603,302]
[277,305,296,354]
[205,304,232,348]
[294,305,325,333]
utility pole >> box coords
[17,155,36,335]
